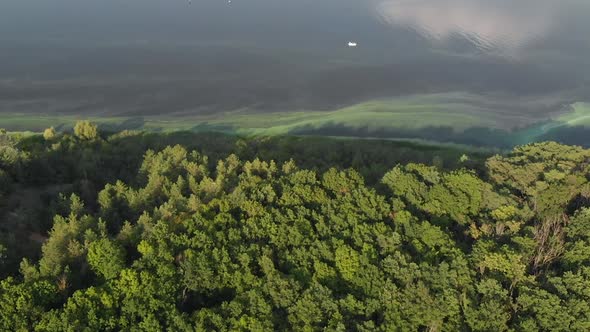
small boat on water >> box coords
[348,42,358,47]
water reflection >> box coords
[375,0,561,53]
[0,0,588,123]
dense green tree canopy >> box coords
[0,123,589,330]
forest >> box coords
[1,121,589,331]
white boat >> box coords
[348,42,358,47]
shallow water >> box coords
[0,0,588,125]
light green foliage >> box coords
[425,171,485,224]
[486,142,590,271]
[35,287,118,332]
[74,120,99,140]
[334,245,360,282]
[487,142,590,213]
[87,238,125,280]
[38,195,95,280]
[478,251,530,288]
[383,164,487,224]
[382,164,429,206]
[42,127,57,141]
[0,129,19,168]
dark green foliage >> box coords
[0,125,589,330]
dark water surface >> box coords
[0,0,589,125]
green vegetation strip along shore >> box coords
[2,99,587,150]
[2,94,579,133]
